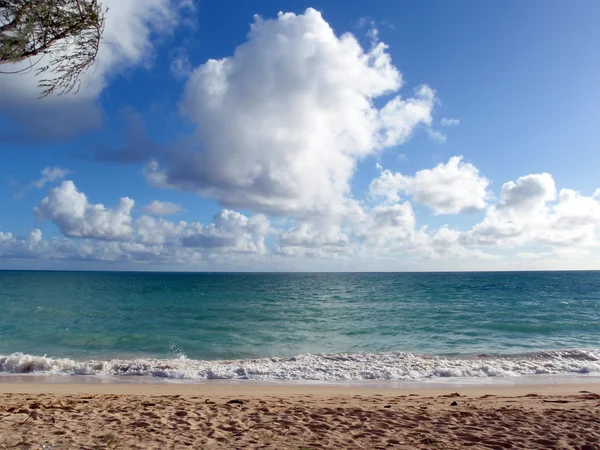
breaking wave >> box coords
[2,349,600,382]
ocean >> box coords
[1,270,599,384]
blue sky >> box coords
[1,0,599,271]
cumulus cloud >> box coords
[31,180,270,255]
[133,216,187,245]
[466,173,600,248]
[357,202,420,249]
[370,156,490,214]
[133,210,269,254]
[8,178,270,266]
[497,173,556,211]
[4,164,600,270]
[35,181,135,240]
[180,210,267,254]
[278,223,349,252]
[0,229,46,260]
[0,0,187,141]
[144,200,185,216]
[0,228,164,264]
[146,8,436,217]
[440,118,460,127]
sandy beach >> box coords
[0,380,599,449]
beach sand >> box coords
[1,380,599,449]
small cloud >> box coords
[380,20,396,30]
[357,16,374,28]
[170,48,192,80]
[440,118,460,127]
[356,16,381,45]
[31,167,73,189]
[144,200,185,216]
[397,153,408,162]
[367,27,380,44]
[16,166,72,198]
[427,129,447,143]
[357,17,395,30]
[179,0,196,12]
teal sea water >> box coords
[1,271,599,382]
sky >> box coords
[1,0,600,271]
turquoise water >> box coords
[1,271,599,381]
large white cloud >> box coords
[370,156,490,214]
[35,181,135,240]
[146,8,436,217]
[0,0,186,140]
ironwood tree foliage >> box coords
[0,0,105,97]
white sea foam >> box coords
[1,350,599,381]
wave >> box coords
[1,349,599,381]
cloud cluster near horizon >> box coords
[2,159,600,270]
[1,7,599,271]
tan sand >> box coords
[1,380,599,449]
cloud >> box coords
[169,47,192,80]
[362,202,417,244]
[0,229,46,260]
[143,200,185,216]
[15,166,73,198]
[426,128,447,143]
[279,223,349,251]
[179,210,267,254]
[126,210,270,253]
[466,173,600,248]
[35,181,135,240]
[20,180,270,263]
[357,16,376,29]
[370,156,490,214]
[497,173,556,211]
[146,8,436,217]
[4,163,600,270]
[134,216,188,245]
[440,118,460,127]
[0,0,187,142]
[30,167,73,189]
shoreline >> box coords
[3,348,599,385]
[2,375,600,396]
